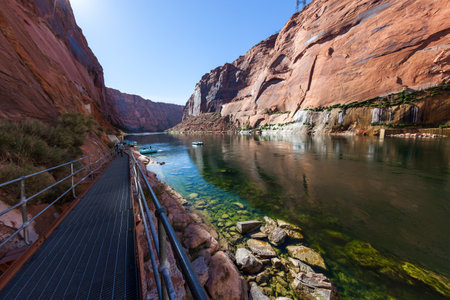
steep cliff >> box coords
[183,0,450,129]
[0,0,112,128]
[105,88,183,132]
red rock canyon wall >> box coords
[183,0,450,128]
[105,88,183,132]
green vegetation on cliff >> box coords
[0,112,100,205]
[306,83,450,111]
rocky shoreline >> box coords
[134,151,338,299]
[235,217,338,299]
[133,151,247,299]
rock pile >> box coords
[234,217,338,299]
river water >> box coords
[128,133,450,299]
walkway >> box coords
[0,156,138,299]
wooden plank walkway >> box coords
[0,156,138,299]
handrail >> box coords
[130,153,209,300]
[0,150,113,248]
[0,151,104,189]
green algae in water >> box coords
[344,240,409,283]
[402,262,450,297]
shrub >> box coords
[0,112,99,204]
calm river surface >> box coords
[128,133,450,299]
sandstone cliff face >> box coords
[184,0,450,128]
[105,88,183,132]
[0,0,112,128]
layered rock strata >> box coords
[182,0,450,129]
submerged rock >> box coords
[236,248,263,274]
[287,246,326,269]
[247,239,277,258]
[402,262,450,297]
[194,201,207,209]
[250,283,270,300]
[233,202,245,209]
[237,220,262,234]
[291,272,338,300]
[189,193,199,199]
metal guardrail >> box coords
[130,153,209,300]
[0,150,113,249]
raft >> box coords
[139,147,157,154]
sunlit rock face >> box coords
[105,88,183,132]
[183,0,450,128]
[0,0,112,127]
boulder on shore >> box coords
[191,256,209,285]
[206,251,248,300]
[288,257,314,274]
[287,245,326,269]
[247,239,277,258]
[250,232,267,239]
[237,220,262,234]
[268,227,287,246]
[236,248,263,274]
[250,283,270,300]
[291,272,338,300]
[183,224,213,250]
[277,220,304,240]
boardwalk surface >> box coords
[0,156,138,299]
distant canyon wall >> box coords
[105,88,183,132]
[183,0,450,128]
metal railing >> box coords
[0,150,113,249]
[130,153,208,300]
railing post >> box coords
[20,178,30,245]
[158,217,169,300]
[88,157,93,180]
[71,163,76,198]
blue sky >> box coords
[70,0,308,105]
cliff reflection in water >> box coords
[182,134,450,278]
